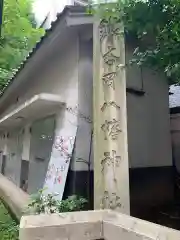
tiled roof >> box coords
[169,84,180,108]
[0,6,87,98]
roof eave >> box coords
[0,6,93,112]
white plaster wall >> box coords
[71,38,93,172]
[126,46,172,168]
[0,32,79,132]
[28,116,55,194]
[21,125,31,161]
[0,30,79,193]
[0,133,4,171]
[10,39,79,107]
[0,133,5,152]
[5,128,23,186]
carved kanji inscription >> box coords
[101,119,121,140]
[101,150,121,172]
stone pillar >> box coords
[1,132,8,175]
[93,19,130,214]
[22,125,31,161]
[20,125,31,191]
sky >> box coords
[33,0,71,26]
[33,0,51,24]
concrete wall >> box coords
[127,68,172,168]
[64,36,93,203]
[5,128,23,186]
[126,43,172,168]
[4,38,78,109]
[126,44,173,219]
[171,113,180,171]
[0,26,93,201]
[19,210,180,240]
[0,28,80,195]
[28,116,55,194]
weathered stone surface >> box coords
[93,18,130,214]
[20,211,104,240]
[19,210,180,240]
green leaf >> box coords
[0,0,44,91]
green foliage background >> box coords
[0,0,44,92]
[92,0,180,85]
[2,0,179,89]
[0,201,18,240]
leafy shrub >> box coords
[0,221,19,240]
[0,201,19,240]
[58,195,87,213]
[25,188,87,215]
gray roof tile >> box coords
[169,85,180,108]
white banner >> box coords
[44,109,77,200]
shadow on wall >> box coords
[63,168,94,210]
[129,166,176,227]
